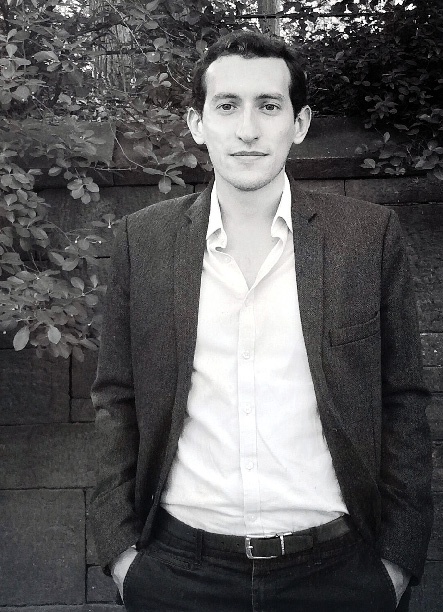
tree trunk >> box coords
[257,0,281,35]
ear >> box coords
[292,105,312,145]
[187,107,205,145]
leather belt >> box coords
[155,509,352,560]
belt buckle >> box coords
[245,532,292,560]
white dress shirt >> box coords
[161,174,348,535]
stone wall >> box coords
[0,119,442,610]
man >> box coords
[91,31,433,611]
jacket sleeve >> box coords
[89,216,144,574]
[376,209,433,582]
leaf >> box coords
[13,86,31,101]
[158,175,172,194]
[34,50,59,62]
[362,158,376,169]
[13,326,30,351]
[6,44,18,57]
[72,345,84,362]
[71,277,85,291]
[49,252,65,266]
[153,38,167,50]
[48,167,63,176]
[62,258,80,271]
[48,325,61,345]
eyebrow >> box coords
[211,93,285,102]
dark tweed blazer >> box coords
[90,176,433,582]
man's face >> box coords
[187,55,310,193]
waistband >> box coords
[154,508,353,560]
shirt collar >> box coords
[206,173,293,247]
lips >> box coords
[231,151,268,156]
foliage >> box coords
[0,0,244,358]
[282,0,443,179]
[0,0,441,359]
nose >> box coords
[235,108,260,143]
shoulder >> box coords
[125,191,200,234]
[298,185,393,238]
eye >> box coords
[262,103,279,112]
[217,103,235,112]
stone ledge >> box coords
[345,177,442,204]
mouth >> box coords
[230,152,268,157]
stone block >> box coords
[0,489,84,605]
[424,367,443,394]
[345,177,443,204]
[0,423,95,488]
[87,566,117,603]
[427,494,443,561]
[417,292,443,334]
[427,394,443,440]
[72,399,96,422]
[298,179,345,195]
[72,350,98,399]
[41,185,193,257]
[0,607,122,611]
[0,350,69,425]
[410,562,443,612]
[422,334,443,368]
[396,204,443,296]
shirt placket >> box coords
[237,289,261,533]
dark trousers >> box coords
[121,512,411,612]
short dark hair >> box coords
[191,30,307,117]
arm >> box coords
[89,216,144,574]
[376,209,433,583]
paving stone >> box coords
[72,399,96,422]
[345,177,443,204]
[410,562,443,612]
[422,334,443,368]
[0,489,85,605]
[424,367,443,394]
[0,423,95,488]
[41,185,193,257]
[72,350,98,399]
[427,394,443,440]
[87,566,117,603]
[0,350,69,425]
[427,494,443,561]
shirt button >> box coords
[246,461,254,470]
[249,515,256,522]
[244,403,252,414]
[242,350,250,359]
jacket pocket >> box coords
[329,312,380,347]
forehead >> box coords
[203,55,291,100]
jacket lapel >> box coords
[173,183,212,391]
[290,179,325,381]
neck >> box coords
[215,171,285,223]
